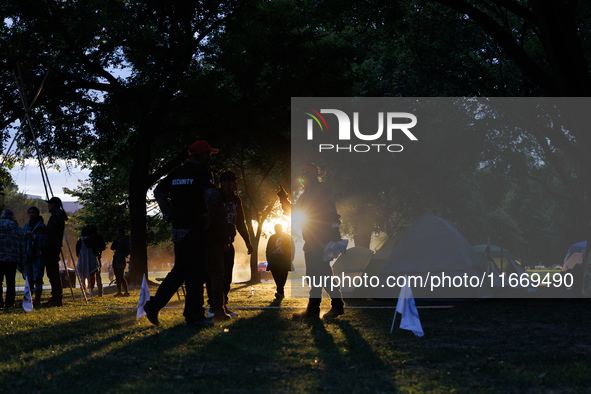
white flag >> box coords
[136,274,151,319]
[391,275,423,337]
[23,276,33,313]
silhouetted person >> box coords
[145,140,218,327]
[76,226,100,297]
[42,197,67,307]
[23,206,45,305]
[110,227,130,297]
[0,209,25,308]
[88,225,106,296]
[278,163,344,319]
[206,170,252,319]
[204,172,232,322]
[266,223,293,299]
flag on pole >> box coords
[136,274,151,319]
[391,275,423,337]
[23,276,33,313]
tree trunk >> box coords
[354,231,371,249]
[249,241,260,283]
[246,218,260,283]
[353,205,374,248]
[127,135,152,286]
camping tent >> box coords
[363,225,411,277]
[331,246,373,275]
[561,241,587,272]
[473,245,526,276]
[331,246,374,293]
[376,213,492,299]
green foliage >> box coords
[64,168,128,237]
[65,167,170,247]
[2,0,591,270]
[0,167,15,212]
[0,183,42,225]
[1,0,247,283]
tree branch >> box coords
[44,0,123,89]
[434,0,556,94]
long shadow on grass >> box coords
[2,304,240,392]
[305,316,398,391]
[0,309,147,391]
[1,301,407,392]
[61,301,306,393]
[182,300,301,392]
[3,301,301,393]
[0,308,138,356]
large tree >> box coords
[1,0,245,284]
[422,1,591,267]
[407,1,591,234]
[198,0,366,279]
[4,0,590,275]
[289,0,591,266]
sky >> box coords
[9,159,90,202]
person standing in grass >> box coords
[0,209,25,309]
[144,140,218,327]
[22,206,45,306]
[277,163,345,319]
[110,227,131,297]
[212,170,252,318]
[266,223,293,300]
[42,197,67,307]
[76,226,100,297]
[204,172,232,322]
[88,225,106,296]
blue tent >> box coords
[561,241,587,272]
[564,241,587,262]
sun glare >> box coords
[291,211,305,235]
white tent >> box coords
[473,245,526,276]
[331,246,374,293]
[379,213,492,299]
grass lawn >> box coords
[12,271,164,290]
[1,279,591,393]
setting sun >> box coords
[290,211,305,235]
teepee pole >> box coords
[12,64,86,304]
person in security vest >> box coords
[145,140,218,327]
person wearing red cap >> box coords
[189,140,219,155]
[277,163,345,319]
[144,140,218,327]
